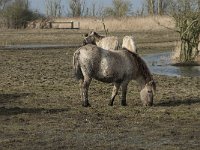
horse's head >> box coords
[82,32,96,46]
[140,80,156,106]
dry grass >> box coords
[54,16,175,32]
[0,30,199,149]
[0,28,178,51]
[0,29,84,46]
[0,47,199,150]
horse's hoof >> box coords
[82,103,91,107]
[108,103,113,106]
[121,102,127,106]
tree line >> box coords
[0,0,41,28]
[0,0,200,28]
[48,0,200,17]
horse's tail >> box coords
[73,50,83,80]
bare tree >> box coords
[45,0,62,17]
[144,0,170,15]
[170,0,200,62]
[197,0,200,11]
[157,0,168,15]
[0,0,40,28]
[0,0,7,10]
[90,1,104,17]
[91,2,96,16]
[4,0,30,28]
[104,0,132,17]
[68,0,85,17]
[146,0,155,15]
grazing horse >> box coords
[73,44,156,107]
[122,36,137,53]
[83,31,119,50]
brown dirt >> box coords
[0,29,199,150]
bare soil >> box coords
[0,29,199,150]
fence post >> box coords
[71,21,74,29]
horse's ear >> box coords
[93,31,98,36]
[90,31,95,35]
[149,80,154,85]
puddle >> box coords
[143,52,200,77]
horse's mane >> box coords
[124,49,153,83]
[93,32,105,40]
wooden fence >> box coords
[50,21,80,29]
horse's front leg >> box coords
[121,81,129,106]
[109,83,120,106]
[81,77,92,107]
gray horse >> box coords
[73,44,156,107]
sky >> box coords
[29,0,144,16]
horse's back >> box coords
[77,44,102,73]
[97,36,119,50]
[78,44,101,60]
[77,45,135,82]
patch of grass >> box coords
[0,29,179,55]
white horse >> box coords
[83,31,119,50]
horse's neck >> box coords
[94,33,105,41]
[95,37,105,46]
[136,76,146,89]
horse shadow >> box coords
[0,93,69,116]
[155,97,200,107]
[0,93,31,104]
[0,107,69,116]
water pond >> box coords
[143,52,200,77]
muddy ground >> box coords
[0,29,200,150]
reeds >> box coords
[54,16,175,32]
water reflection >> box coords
[143,52,200,77]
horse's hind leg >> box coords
[109,83,120,106]
[79,80,83,103]
[81,77,92,107]
[121,81,129,106]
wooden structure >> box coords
[50,21,80,29]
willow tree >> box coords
[171,0,200,62]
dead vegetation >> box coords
[25,16,175,31]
